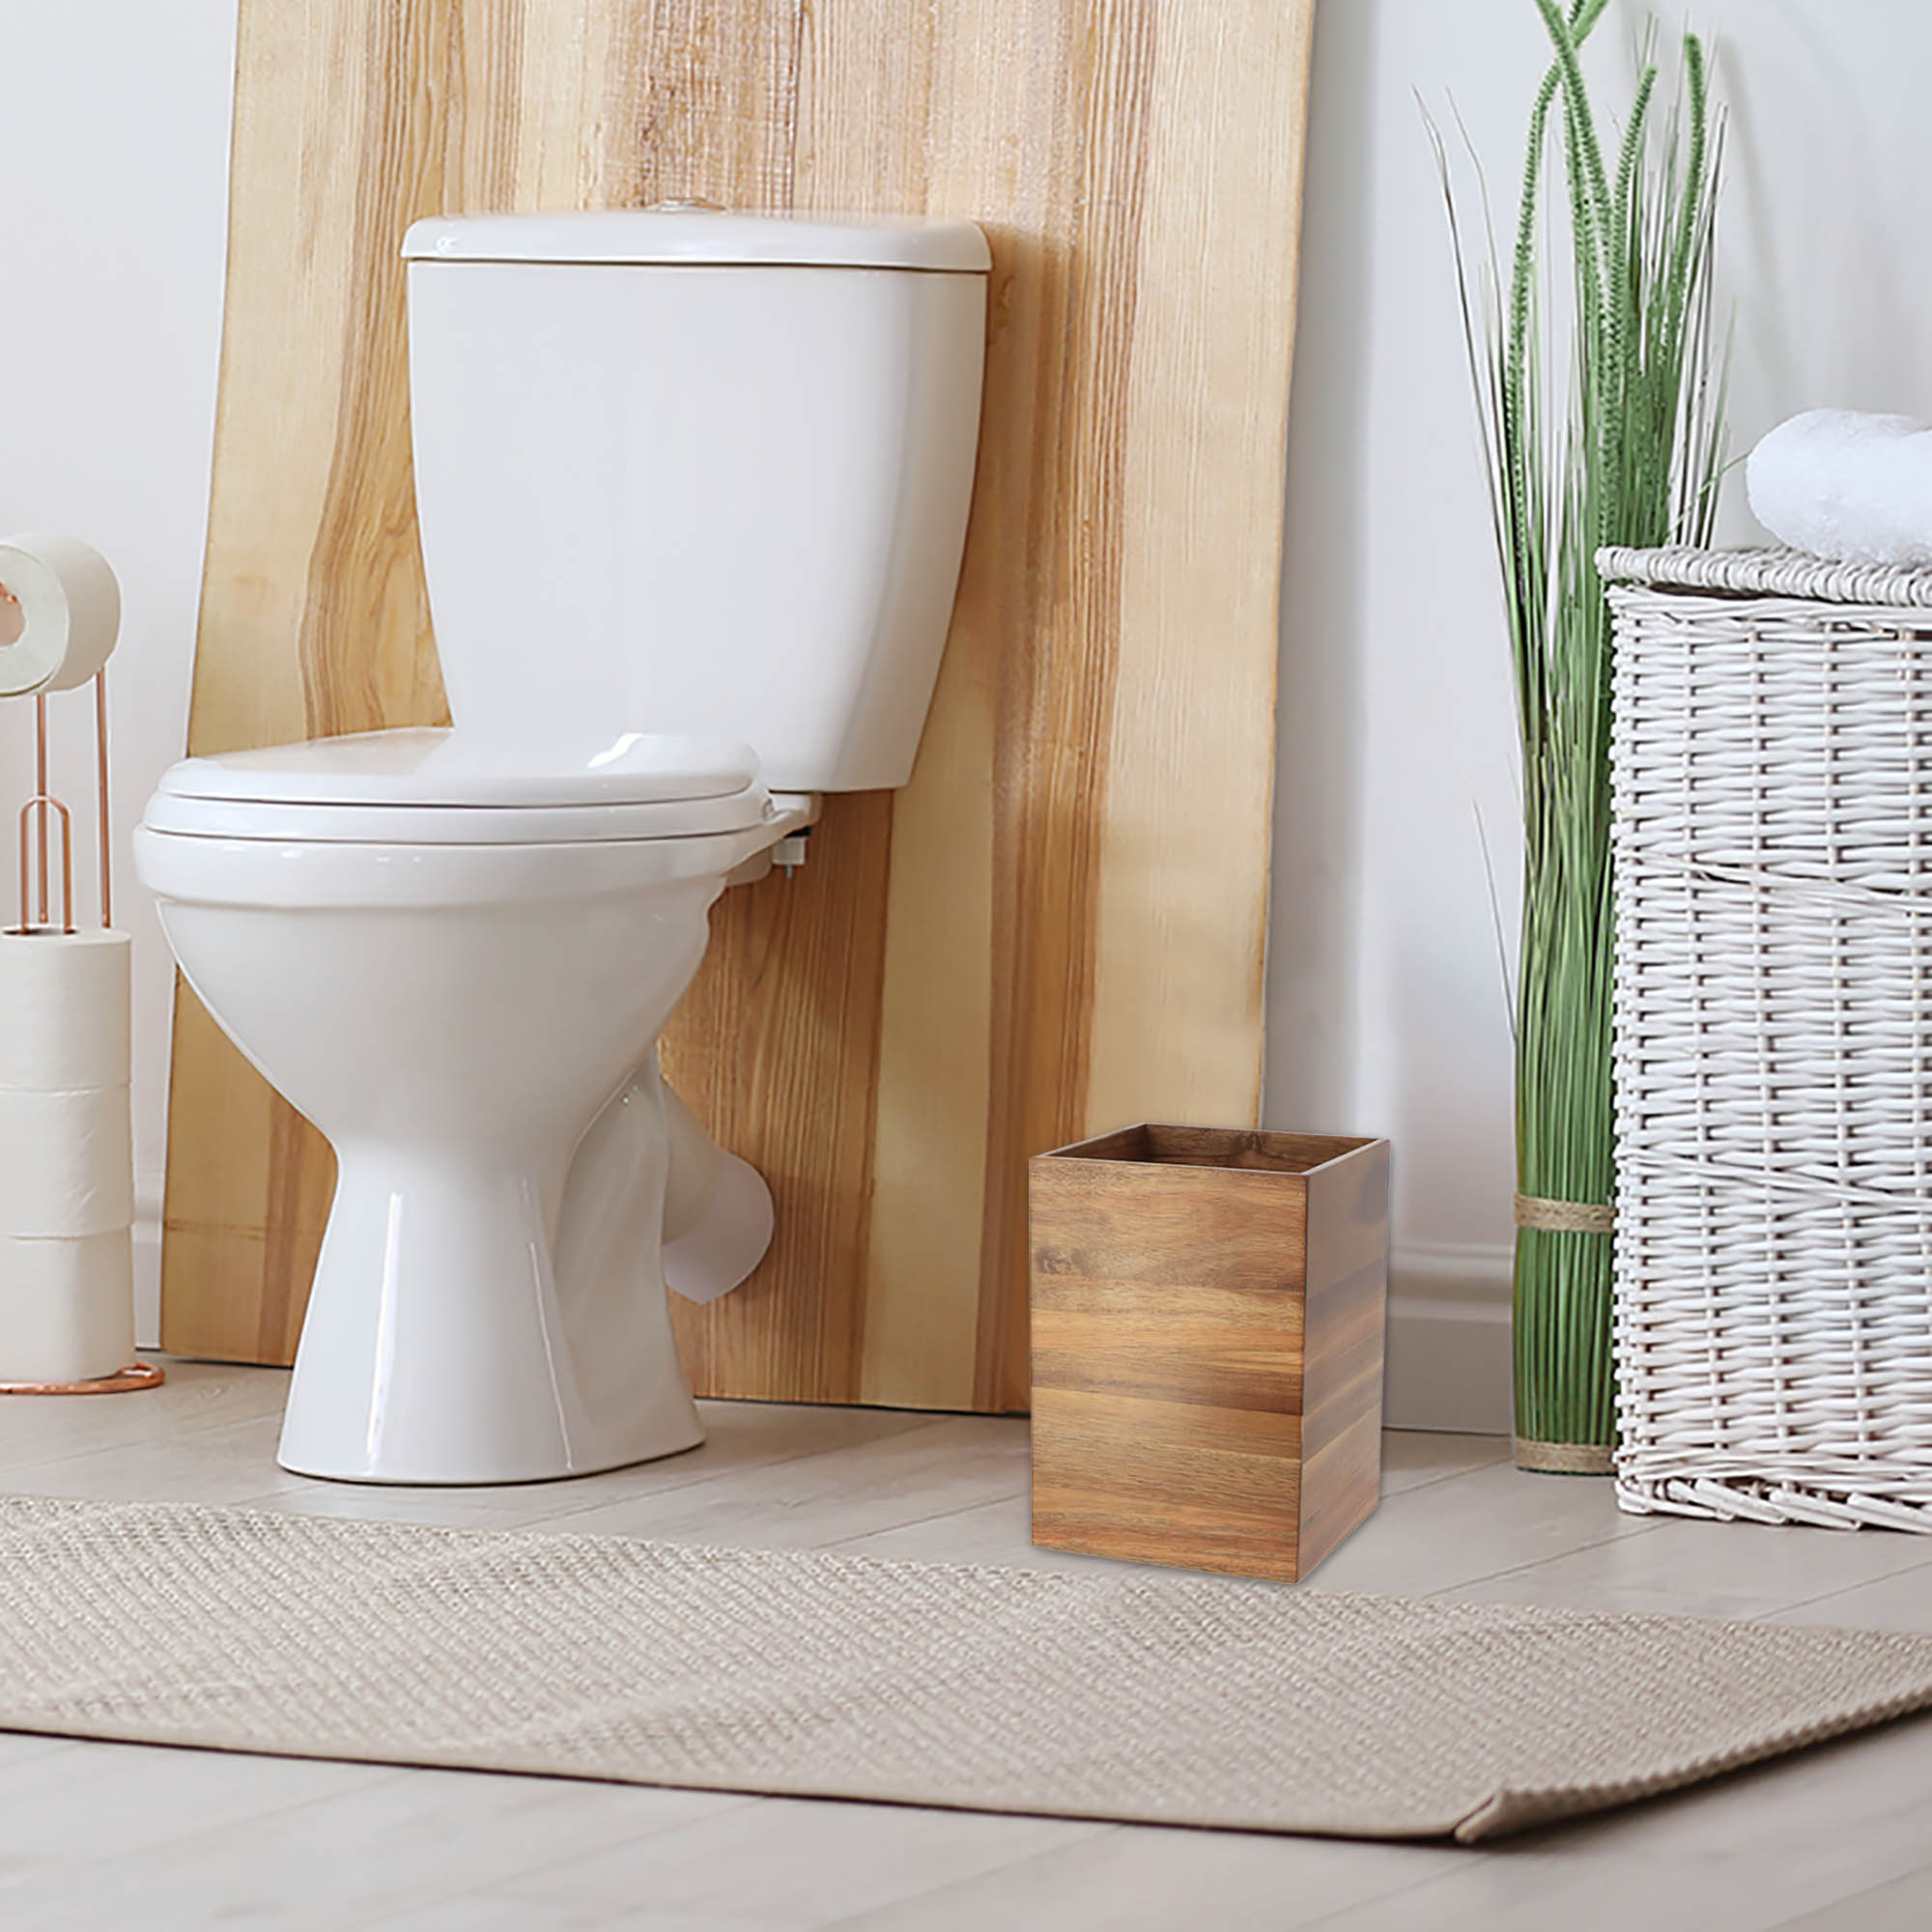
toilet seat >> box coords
[146,726,780,844]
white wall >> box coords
[0,3,239,1343]
[1266,0,1932,1428]
[3,2,1929,1399]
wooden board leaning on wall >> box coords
[161,0,1315,1411]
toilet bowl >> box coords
[137,208,988,1484]
[136,727,812,1483]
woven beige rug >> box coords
[2,1495,1930,1843]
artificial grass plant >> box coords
[1433,3,1727,1470]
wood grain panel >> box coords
[659,793,893,1404]
[1086,9,1308,1147]
[161,0,464,1359]
[161,0,1314,1415]
[1029,1127,1386,1582]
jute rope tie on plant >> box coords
[1514,1194,1615,1235]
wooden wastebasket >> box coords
[1029,1125,1389,1583]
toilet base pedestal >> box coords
[277,1075,712,1486]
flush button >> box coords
[648,197,725,213]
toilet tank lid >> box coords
[403,210,991,273]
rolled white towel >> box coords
[1747,408,1932,568]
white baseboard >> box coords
[1383,1241,1511,1435]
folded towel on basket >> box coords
[1747,408,1932,568]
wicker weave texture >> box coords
[1608,548,1932,1532]
[1600,544,1932,609]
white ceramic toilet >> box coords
[133,210,988,1485]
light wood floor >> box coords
[0,1361,1929,1929]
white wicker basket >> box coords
[1603,545,1932,1532]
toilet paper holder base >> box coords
[0,1361,163,1397]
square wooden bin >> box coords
[1029,1125,1389,1584]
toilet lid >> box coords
[147,728,776,843]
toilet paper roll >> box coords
[0,929,129,1091]
[0,1086,132,1236]
[0,531,120,697]
[0,1229,133,1383]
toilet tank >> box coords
[401,210,989,792]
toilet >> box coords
[133,210,989,1486]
